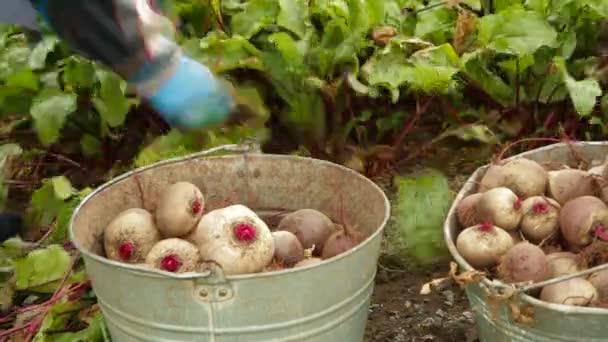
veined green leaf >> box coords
[30,89,77,146]
[554,56,601,117]
[477,5,558,56]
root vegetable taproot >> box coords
[155,181,205,237]
[277,209,335,252]
[187,204,274,275]
[457,193,482,228]
[145,238,200,273]
[321,223,365,259]
[476,187,523,231]
[456,223,514,269]
[559,196,608,247]
[497,242,548,283]
[520,196,560,243]
[499,158,548,198]
[547,169,595,205]
[104,208,161,264]
[478,158,547,197]
[271,231,304,266]
[540,278,598,306]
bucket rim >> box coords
[444,141,608,314]
[68,146,391,281]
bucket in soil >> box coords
[69,144,391,342]
[444,141,608,342]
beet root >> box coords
[559,196,608,247]
[277,209,335,252]
[520,196,560,243]
[499,158,548,198]
[456,223,514,269]
[476,187,523,231]
[321,224,365,259]
[155,181,205,238]
[271,231,304,266]
[547,169,595,205]
[457,193,483,228]
[540,278,598,306]
[104,208,161,264]
[497,242,549,283]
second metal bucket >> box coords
[69,145,391,341]
[444,142,608,342]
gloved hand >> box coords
[139,56,237,130]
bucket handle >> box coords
[191,142,262,157]
[159,260,235,302]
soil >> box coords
[363,138,494,342]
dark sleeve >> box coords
[29,0,181,84]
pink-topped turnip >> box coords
[456,223,514,269]
[104,208,161,264]
[476,187,523,231]
[187,204,274,275]
[145,238,201,273]
[559,196,608,248]
[155,181,205,238]
[520,196,560,243]
[548,169,595,205]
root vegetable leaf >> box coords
[386,168,452,266]
[93,69,130,128]
[13,245,71,291]
[30,89,77,146]
[477,5,558,56]
[554,56,602,117]
[231,0,280,39]
[193,33,263,73]
[28,36,59,71]
[278,0,309,38]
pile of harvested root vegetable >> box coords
[455,155,608,307]
[101,181,366,275]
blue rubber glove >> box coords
[135,56,236,130]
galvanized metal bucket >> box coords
[69,144,391,342]
[444,141,608,342]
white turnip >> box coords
[546,252,583,278]
[104,208,161,264]
[277,209,335,252]
[540,278,598,306]
[547,169,595,205]
[155,181,205,238]
[520,196,560,243]
[145,238,200,273]
[559,196,608,247]
[476,187,523,231]
[478,164,505,192]
[457,193,482,228]
[497,242,548,283]
[456,223,514,269]
[271,231,304,267]
[499,158,548,198]
[321,224,365,260]
[187,204,274,275]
